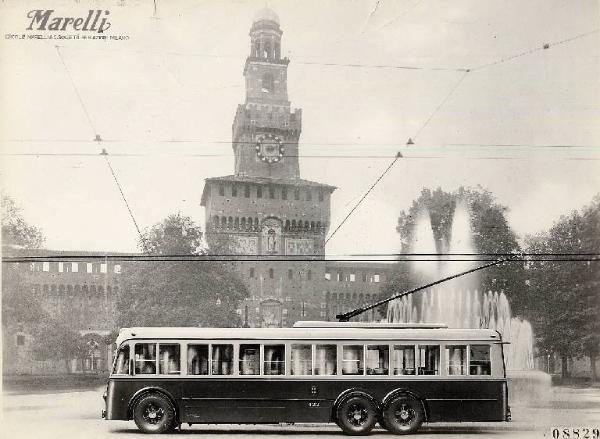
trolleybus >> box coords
[102,321,510,435]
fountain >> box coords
[387,202,550,404]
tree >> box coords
[117,214,248,328]
[1,195,47,333]
[30,320,86,372]
[382,186,526,315]
[526,195,600,379]
[1,264,47,329]
[1,195,44,249]
[139,213,202,255]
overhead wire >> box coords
[7,22,597,253]
[3,254,598,263]
[470,28,600,71]
[319,26,600,244]
[53,45,147,247]
[325,70,470,245]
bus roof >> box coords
[293,321,448,329]
[115,325,501,346]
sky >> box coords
[1,0,599,256]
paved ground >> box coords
[2,385,599,438]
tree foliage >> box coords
[1,264,47,329]
[139,213,203,255]
[30,320,86,368]
[525,195,600,378]
[2,195,47,331]
[383,186,526,314]
[118,214,248,328]
[1,195,44,249]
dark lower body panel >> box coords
[105,378,508,424]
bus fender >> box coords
[381,388,428,422]
[332,388,381,421]
[127,386,179,421]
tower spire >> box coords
[231,8,301,179]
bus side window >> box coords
[211,344,233,375]
[393,345,415,375]
[342,345,364,375]
[240,344,260,375]
[291,344,312,375]
[159,344,180,375]
[446,345,467,375]
[264,345,285,375]
[366,345,389,375]
[314,344,336,376]
[135,343,157,375]
[187,344,209,375]
[418,345,440,375]
[113,344,130,375]
[470,345,491,375]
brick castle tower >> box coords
[201,8,336,327]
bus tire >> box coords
[336,395,377,435]
[133,392,177,434]
[382,395,424,435]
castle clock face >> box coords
[255,133,284,163]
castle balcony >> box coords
[232,105,302,141]
[209,215,328,235]
[243,56,290,75]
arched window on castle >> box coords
[274,41,280,58]
[254,40,260,57]
[263,40,272,59]
[262,73,274,93]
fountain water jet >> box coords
[387,202,549,403]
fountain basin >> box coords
[507,369,551,406]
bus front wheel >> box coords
[133,393,177,434]
[382,395,424,435]
[336,395,377,435]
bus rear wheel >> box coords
[133,393,176,434]
[382,395,424,435]
[336,395,377,435]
